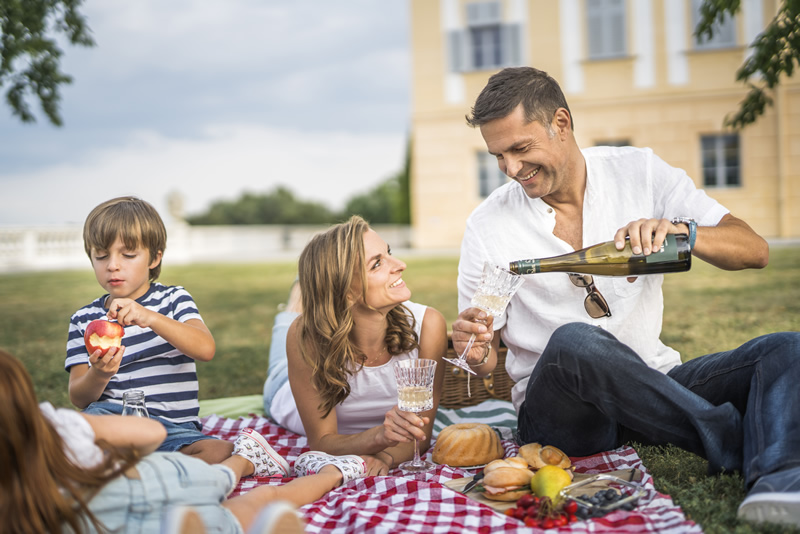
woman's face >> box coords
[352,229,410,313]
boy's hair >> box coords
[465,66,574,131]
[83,197,167,281]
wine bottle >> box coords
[508,234,692,276]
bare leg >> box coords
[179,438,235,464]
[222,465,342,531]
[220,453,255,479]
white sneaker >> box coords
[293,451,367,484]
[738,466,800,527]
[233,428,290,477]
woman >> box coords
[263,216,448,474]
[0,348,372,534]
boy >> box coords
[65,196,234,464]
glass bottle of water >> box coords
[122,389,149,417]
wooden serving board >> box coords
[443,468,643,513]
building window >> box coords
[478,152,508,197]
[586,0,627,60]
[692,0,736,50]
[447,1,521,72]
[701,134,740,187]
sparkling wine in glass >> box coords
[393,358,437,473]
[445,261,524,375]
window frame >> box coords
[447,0,521,73]
[700,133,741,188]
[586,0,628,60]
[691,0,737,50]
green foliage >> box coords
[186,187,339,225]
[0,0,94,125]
[187,140,413,225]
[696,0,800,129]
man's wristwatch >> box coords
[671,217,697,249]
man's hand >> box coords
[613,218,680,256]
[613,214,768,271]
[452,307,494,366]
[614,218,690,282]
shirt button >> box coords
[547,208,553,213]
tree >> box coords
[0,0,94,125]
[186,187,338,225]
[696,0,800,129]
[343,139,411,225]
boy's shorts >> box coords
[83,401,219,452]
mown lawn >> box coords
[1,245,798,533]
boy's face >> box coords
[90,236,162,304]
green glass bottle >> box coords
[508,234,692,276]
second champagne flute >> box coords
[445,261,524,375]
[393,358,437,473]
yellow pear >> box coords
[529,465,573,501]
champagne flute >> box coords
[393,359,437,473]
[445,262,524,375]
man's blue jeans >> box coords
[516,323,800,487]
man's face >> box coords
[480,104,569,200]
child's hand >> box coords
[89,345,124,377]
[362,454,390,476]
[108,298,154,328]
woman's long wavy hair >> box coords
[297,215,419,417]
[0,349,139,534]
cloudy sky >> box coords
[0,0,410,226]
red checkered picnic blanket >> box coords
[202,414,701,533]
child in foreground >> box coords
[65,196,228,463]
[1,348,370,534]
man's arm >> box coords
[690,213,769,270]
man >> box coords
[451,67,800,527]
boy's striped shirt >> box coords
[66,283,205,426]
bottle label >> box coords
[645,234,679,264]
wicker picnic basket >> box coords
[440,333,514,409]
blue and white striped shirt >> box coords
[66,283,205,426]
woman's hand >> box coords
[382,406,429,444]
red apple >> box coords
[84,319,125,356]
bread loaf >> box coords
[518,443,571,470]
[432,423,504,467]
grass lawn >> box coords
[1,245,799,533]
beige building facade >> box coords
[409,0,799,249]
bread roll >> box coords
[483,466,534,487]
[432,423,504,467]
[518,443,572,470]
